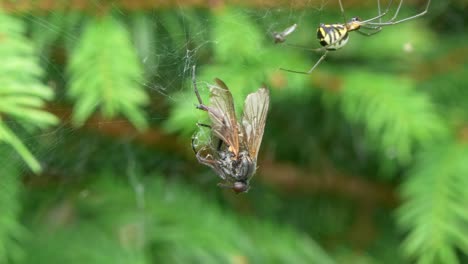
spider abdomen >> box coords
[317,24,349,50]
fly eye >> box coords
[352,17,361,22]
[233,182,248,193]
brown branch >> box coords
[412,46,468,82]
[1,0,426,13]
[258,158,398,207]
[47,104,188,155]
[45,103,398,207]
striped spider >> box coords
[278,0,431,74]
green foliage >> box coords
[0,147,27,263]
[25,224,147,264]
[244,220,334,264]
[0,10,58,173]
[26,11,84,54]
[423,56,468,126]
[341,71,449,169]
[0,1,467,263]
[128,13,158,78]
[67,15,148,130]
[398,142,468,264]
[23,173,333,264]
[145,177,333,263]
[212,8,263,64]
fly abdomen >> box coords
[317,24,349,50]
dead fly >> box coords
[191,66,270,193]
[273,23,297,43]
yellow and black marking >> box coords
[316,23,349,50]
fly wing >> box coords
[241,87,270,160]
[206,78,240,156]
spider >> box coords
[279,0,432,74]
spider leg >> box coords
[356,29,381,36]
[280,50,328,75]
[338,0,347,24]
[361,24,382,30]
[359,0,395,24]
[283,43,324,52]
[366,0,431,26]
[356,25,382,36]
[377,0,382,24]
[388,0,405,22]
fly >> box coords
[191,66,270,193]
[273,23,297,44]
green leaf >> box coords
[212,7,264,63]
[398,142,468,264]
[67,15,149,130]
[341,72,449,168]
[83,174,335,263]
[0,10,58,173]
[0,123,42,173]
[129,12,159,77]
[0,146,28,263]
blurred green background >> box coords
[0,0,467,263]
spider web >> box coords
[1,0,430,200]
[0,0,420,222]
[1,1,327,175]
[0,1,448,263]
[1,0,423,202]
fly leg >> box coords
[191,122,210,154]
[192,123,224,154]
[192,65,210,112]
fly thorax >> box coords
[218,150,235,177]
[234,152,255,181]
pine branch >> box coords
[128,13,158,78]
[341,72,449,168]
[0,147,27,263]
[25,173,335,263]
[0,9,58,173]
[25,222,148,263]
[26,11,84,54]
[67,14,148,130]
[398,142,468,264]
[259,159,397,207]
